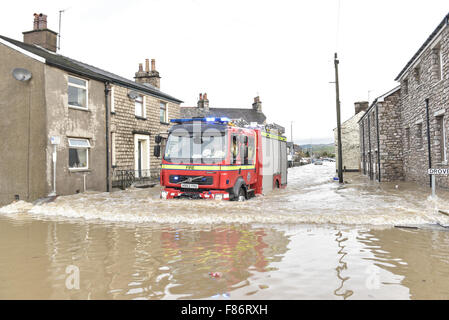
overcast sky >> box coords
[2,0,449,144]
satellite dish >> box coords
[128,91,140,100]
[12,68,32,82]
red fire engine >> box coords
[159,117,287,200]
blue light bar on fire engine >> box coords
[170,117,231,124]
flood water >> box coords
[1,162,449,299]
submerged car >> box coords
[314,160,323,165]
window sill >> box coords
[69,168,91,172]
[160,121,170,125]
[135,116,147,120]
[69,106,89,112]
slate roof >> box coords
[0,35,183,103]
[180,107,267,124]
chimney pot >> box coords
[151,59,156,71]
[203,93,208,100]
[199,93,203,100]
[145,59,150,73]
[139,63,143,72]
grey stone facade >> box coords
[396,15,449,187]
[110,76,181,179]
[358,12,449,187]
[359,87,404,182]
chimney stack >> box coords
[23,13,57,52]
[197,93,209,111]
[134,58,161,89]
[354,101,369,114]
[252,96,262,113]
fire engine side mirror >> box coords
[154,145,161,158]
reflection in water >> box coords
[1,217,449,299]
[0,218,289,299]
[333,231,353,299]
[1,163,449,299]
[360,227,449,300]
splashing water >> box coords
[1,162,449,227]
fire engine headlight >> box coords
[161,191,168,199]
[215,194,223,200]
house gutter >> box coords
[105,82,111,192]
[376,104,381,182]
[425,98,432,187]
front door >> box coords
[138,140,143,177]
[134,134,150,178]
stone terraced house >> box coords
[334,101,368,172]
[395,13,449,188]
[359,12,449,187]
[358,87,403,182]
[0,13,182,206]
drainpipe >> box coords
[376,104,381,182]
[362,121,366,175]
[105,82,111,192]
[367,114,372,180]
[426,98,432,187]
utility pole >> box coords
[334,53,344,183]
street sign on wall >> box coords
[428,168,449,175]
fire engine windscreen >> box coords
[164,127,226,164]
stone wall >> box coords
[359,89,404,182]
[399,23,449,188]
[377,90,404,181]
[110,85,180,178]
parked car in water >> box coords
[314,160,323,165]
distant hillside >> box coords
[299,143,335,155]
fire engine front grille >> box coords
[169,175,214,185]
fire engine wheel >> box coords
[237,187,246,201]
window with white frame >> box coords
[135,95,146,118]
[160,101,167,123]
[68,76,88,109]
[68,138,90,169]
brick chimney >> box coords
[252,96,262,113]
[197,93,209,111]
[354,101,369,114]
[23,13,58,52]
[134,58,161,89]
